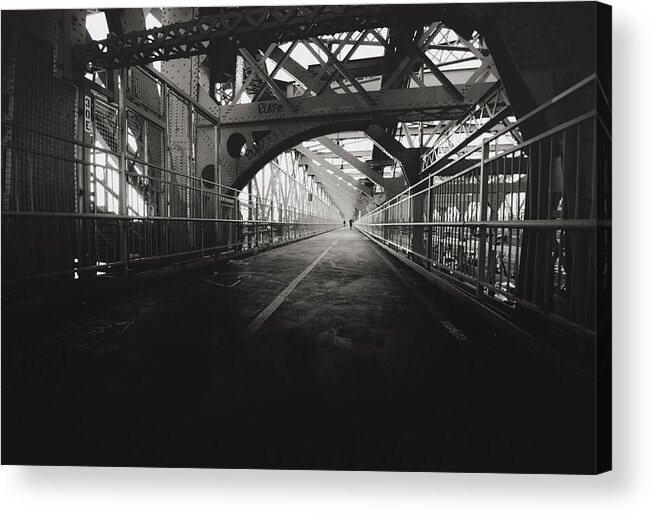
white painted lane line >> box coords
[367,242,469,343]
[241,240,338,341]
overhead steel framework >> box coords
[1,5,610,350]
[75,5,444,71]
[203,19,502,204]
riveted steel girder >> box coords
[220,83,493,127]
[217,82,493,190]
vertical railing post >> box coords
[162,84,171,258]
[476,138,490,299]
[200,174,204,259]
[118,68,129,276]
[254,189,259,247]
[78,85,94,280]
[187,105,195,251]
[247,181,253,249]
[407,190,412,258]
[163,84,171,218]
[230,194,236,252]
[214,121,221,256]
[270,199,274,242]
[426,174,433,271]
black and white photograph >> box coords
[1,0,613,484]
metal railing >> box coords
[1,121,339,286]
[357,74,611,338]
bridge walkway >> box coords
[1,228,594,472]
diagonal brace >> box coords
[316,136,384,187]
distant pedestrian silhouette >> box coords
[349,219,353,230]
[343,220,346,227]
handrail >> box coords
[1,211,338,224]
[357,73,611,338]
[358,220,611,229]
[361,105,601,221]
[484,73,607,146]
[2,121,338,218]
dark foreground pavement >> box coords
[2,228,595,472]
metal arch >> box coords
[216,81,494,187]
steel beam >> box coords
[305,165,367,213]
[220,82,494,127]
[310,37,377,106]
[364,124,422,186]
[267,45,331,97]
[239,47,294,110]
[404,37,464,101]
[295,144,373,198]
[315,136,384,187]
[314,177,365,214]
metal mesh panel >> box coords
[195,112,216,178]
[125,110,157,216]
[195,111,216,219]
[126,110,145,160]
[8,34,78,214]
[94,99,120,153]
[2,40,340,287]
[147,123,165,169]
[167,92,190,219]
[128,67,164,116]
[146,122,165,216]
[28,10,59,47]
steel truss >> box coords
[203,21,501,197]
[78,11,511,213]
[75,9,507,201]
[420,83,519,176]
[76,5,443,71]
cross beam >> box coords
[312,173,366,214]
[295,144,373,198]
[315,136,384,187]
[364,124,422,185]
[220,82,495,127]
[304,163,369,213]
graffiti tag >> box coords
[257,103,283,116]
[244,138,267,159]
